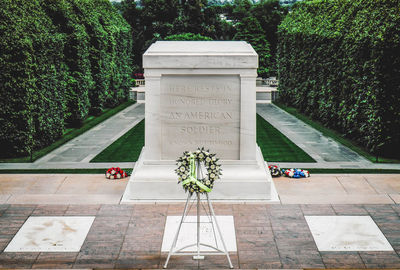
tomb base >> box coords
[121,146,279,203]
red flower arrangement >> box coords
[105,167,130,179]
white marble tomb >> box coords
[121,41,278,202]
[5,216,94,252]
[305,216,393,251]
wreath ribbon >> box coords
[181,154,211,193]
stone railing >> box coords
[256,77,279,87]
[135,79,145,86]
[264,78,279,87]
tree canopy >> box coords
[118,0,286,77]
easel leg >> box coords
[206,193,234,269]
[193,192,204,260]
[163,192,192,269]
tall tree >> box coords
[181,0,208,34]
[251,0,288,74]
[121,0,143,71]
[231,0,253,22]
[234,16,271,77]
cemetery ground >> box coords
[0,174,400,268]
[1,103,399,172]
[0,104,400,268]
[273,102,400,164]
[0,101,137,164]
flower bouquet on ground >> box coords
[105,167,130,179]
[268,165,282,177]
[282,168,310,178]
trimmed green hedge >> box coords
[0,0,133,158]
[0,0,65,157]
[277,0,400,159]
[42,0,93,125]
[76,0,133,112]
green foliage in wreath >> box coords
[175,148,222,194]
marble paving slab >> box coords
[162,216,236,252]
[305,216,393,251]
[5,216,95,252]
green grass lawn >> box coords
[274,101,400,163]
[256,114,316,162]
[91,115,316,163]
[90,119,144,163]
[0,100,136,163]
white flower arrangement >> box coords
[175,147,222,194]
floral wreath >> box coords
[105,167,130,179]
[175,148,222,194]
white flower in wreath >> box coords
[182,174,187,179]
[177,162,181,166]
[210,173,215,179]
[212,156,216,161]
[179,166,186,172]
[199,153,204,159]
[210,164,215,169]
[117,173,121,179]
[205,180,210,185]
[205,157,211,163]
[182,160,186,165]
[178,177,182,181]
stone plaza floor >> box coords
[0,174,399,269]
[0,203,399,269]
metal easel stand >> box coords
[163,192,233,269]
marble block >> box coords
[305,216,393,251]
[122,41,278,202]
[142,41,257,69]
[161,216,236,252]
[5,216,95,252]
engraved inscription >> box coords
[161,75,240,159]
[168,112,233,120]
